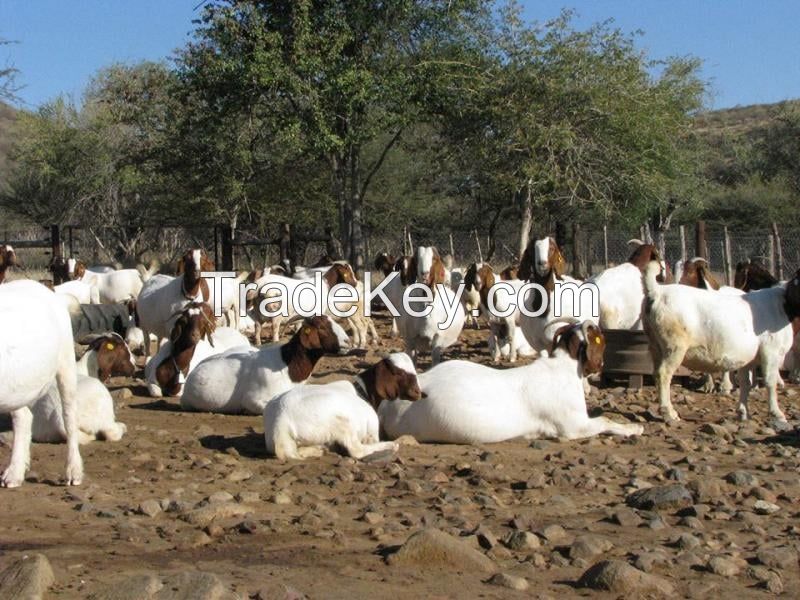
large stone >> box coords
[569,536,614,561]
[90,571,236,600]
[88,573,163,600]
[626,484,692,511]
[577,560,674,596]
[486,573,529,591]
[180,502,253,528]
[757,546,798,570]
[0,554,55,600]
[388,528,497,573]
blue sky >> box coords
[1,0,799,110]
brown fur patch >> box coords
[357,358,421,409]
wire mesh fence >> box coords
[2,222,798,283]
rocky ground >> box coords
[1,312,799,599]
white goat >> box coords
[54,280,100,305]
[180,315,351,415]
[0,280,83,487]
[642,260,798,424]
[30,333,133,444]
[264,354,421,460]
[518,237,598,355]
[80,266,155,304]
[135,249,213,358]
[378,322,643,443]
[398,246,465,365]
[144,302,250,397]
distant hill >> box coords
[693,99,800,141]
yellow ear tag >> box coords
[105,343,115,350]
[594,336,601,344]
[303,327,311,335]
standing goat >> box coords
[0,280,83,487]
[642,260,800,425]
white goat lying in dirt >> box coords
[379,321,643,443]
[31,333,133,444]
[264,353,422,460]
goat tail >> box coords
[642,260,662,302]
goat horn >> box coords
[283,314,308,327]
[548,316,581,327]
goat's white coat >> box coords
[588,263,645,330]
[378,346,642,444]
[0,280,83,487]
[264,381,397,459]
[135,274,204,357]
[642,262,793,422]
[180,318,351,415]
[80,269,147,304]
[143,327,250,397]
[54,280,100,304]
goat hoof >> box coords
[772,418,791,432]
[0,467,25,488]
[660,407,680,422]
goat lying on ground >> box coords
[180,315,351,415]
[0,280,83,487]
[379,321,643,443]
[144,302,250,397]
[642,260,800,425]
[264,353,421,460]
[30,334,133,444]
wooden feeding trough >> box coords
[601,329,653,389]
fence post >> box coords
[603,224,609,268]
[50,223,61,259]
[679,225,687,263]
[449,233,455,260]
[723,226,733,285]
[695,221,707,260]
[772,222,784,279]
[474,230,483,263]
[767,229,775,275]
[402,226,408,256]
[220,224,234,271]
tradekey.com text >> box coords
[202,271,600,330]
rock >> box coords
[569,536,613,561]
[757,546,798,570]
[753,500,780,515]
[271,492,292,505]
[699,423,732,440]
[252,584,308,600]
[360,512,384,525]
[137,500,162,518]
[486,573,529,591]
[235,491,260,504]
[394,435,419,446]
[724,470,758,488]
[181,502,252,528]
[634,551,669,573]
[0,554,55,600]
[676,533,701,550]
[110,388,133,402]
[388,528,497,573]
[155,571,236,599]
[612,507,643,527]
[687,479,723,504]
[626,484,692,511]
[577,560,674,596]
[476,527,498,550]
[539,524,567,544]
[504,531,540,551]
[708,556,740,577]
[88,573,163,600]
[207,491,235,504]
[226,469,252,483]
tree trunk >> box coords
[519,183,533,258]
[347,146,365,276]
[695,220,707,260]
[571,222,584,278]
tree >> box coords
[178,0,489,272]
[1,38,20,103]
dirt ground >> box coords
[1,311,799,599]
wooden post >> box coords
[50,224,61,260]
[220,224,234,271]
[68,226,74,257]
[767,230,775,275]
[571,222,584,278]
[695,221,707,260]
[474,230,483,263]
[603,225,609,268]
[679,225,687,263]
[639,225,646,243]
[723,226,733,285]
[407,229,414,255]
[772,222,784,279]
[402,226,408,256]
[449,233,455,262]
[721,241,729,286]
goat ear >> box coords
[170,321,184,344]
[551,239,566,278]
[176,257,185,275]
[550,324,574,356]
[518,245,534,281]
[201,253,215,272]
[299,323,320,349]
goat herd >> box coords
[0,235,798,490]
